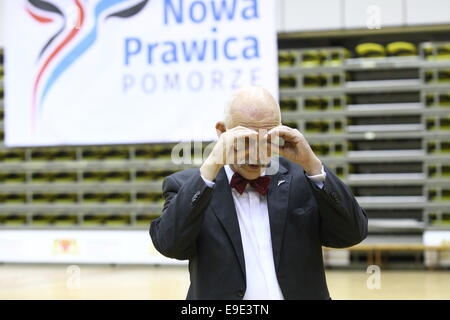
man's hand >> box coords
[200,126,259,181]
[265,125,323,175]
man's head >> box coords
[215,86,282,180]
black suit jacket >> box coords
[150,157,368,299]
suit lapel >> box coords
[267,163,292,272]
[211,168,246,278]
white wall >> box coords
[1,0,450,47]
[277,0,450,33]
[406,0,450,26]
[0,1,4,47]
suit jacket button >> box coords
[237,290,245,297]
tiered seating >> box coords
[278,39,450,241]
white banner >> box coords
[423,230,450,267]
[4,0,278,146]
[0,229,186,264]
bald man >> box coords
[150,87,368,300]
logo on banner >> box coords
[53,239,80,255]
[25,0,150,130]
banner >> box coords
[4,0,278,146]
[0,229,186,264]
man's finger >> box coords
[266,127,297,144]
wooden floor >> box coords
[0,264,449,299]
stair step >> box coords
[348,173,426,181]
[348,150,425,158]
[347,103,423,112]
[347,124,424,132]
[368,219,425,232]
[356,196,427,204]
[345,79,421,89]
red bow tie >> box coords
[230,172,271,196]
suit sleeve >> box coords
[306,165,368,248]
[149,172,214,260]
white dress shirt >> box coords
[202,164,326,300]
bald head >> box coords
[224,87,281,130]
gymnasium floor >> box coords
[0,264,449,299]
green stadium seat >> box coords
[135,171,152,181]
[32,172,53,182]
[386,41,417,56]
[438,70,450,82]
[280,97,297,111]
[304,97,323,111]
[1,193,26,204]
[0,150,25,162]
[322,48,351,66]
[2,214,27,226]
[83,172,102,182]
[441,118,450,130]
[83,193,103,203]
[302,74,325,87]
[441,93,450,106]
[334,120,344,132]
[443,165,450,176]
[150,145,174,159]
[32,214,53,226]
[0,173,26,183]
[426,118,437,131]
[136,192,162,203]
[423,42,450,61]
[332,96,347,110]
[104,215,130,226]
[281,121,298,129]
[305,120,329,133]
[52,172,77,182]
[135,214,157,226]
[335,144,344,155]
[53,193,77,203]
[279,75,296,88]
[82,149,103,160]
[48,149,76,161]
[278,50,296,66]
[31,149,52,161]
[311,144,330,156]
[135,146,153,159]
[32,193,53,203]
[299,50,321,67]
[83,214,104,226]
[102,171,130,182]
[53,214,78,226]
[355,42,385,58]
[427,93,450,107]
[102,147,129,160]
[331,73,346,86]
[103,192,130,203]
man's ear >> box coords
[215,121,226,137]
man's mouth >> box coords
[244,163,270,170]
